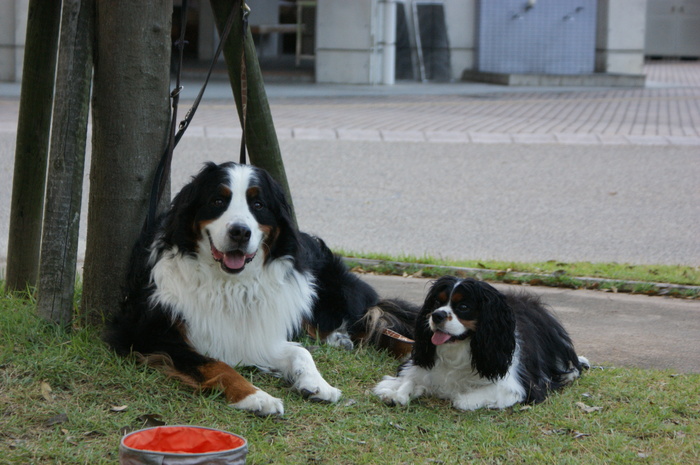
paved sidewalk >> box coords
[178,61,700,146]
[0,62,699,145]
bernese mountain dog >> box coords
[373,276,589,410]
[105,161,417,416]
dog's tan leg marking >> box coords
[199,361,258,404]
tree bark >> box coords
[37,0,94,328]
[5,0,62,291]
[81,0,172,325]
[208,0,296,221]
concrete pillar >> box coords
[596,0,648,74]
[316,0,381,84]
[381,0,396,85]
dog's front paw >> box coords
[452,390,520,411]
[372,376,411,406]
[297,376,342,403]
[324,331,354,351]
[231,389,284,416]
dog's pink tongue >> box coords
[223,251,246,270]
[431,331,452,346]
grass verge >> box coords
[1,290,699,464]
[337,252,700,299]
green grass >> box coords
[1,290,699,464]
[337,251,700,298]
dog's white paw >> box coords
[296,375,342,403]
[373,376,411,406]
[324,331,354,351]
[231,389,284,416]
[452,390,520,411]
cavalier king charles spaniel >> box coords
[374,276,589,410]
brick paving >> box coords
[176,61,700,145]
[1,61,699,145]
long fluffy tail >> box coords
[357,299,420,358]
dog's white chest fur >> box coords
[429,342,493,394]
[150,248,315,367]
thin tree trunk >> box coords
[209,0,296,222]
[81,0,172,325]
[37,0,94,328]
[5,0,62,291]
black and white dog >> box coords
[374,276,588,410]
[105,162,416,416]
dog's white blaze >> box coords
[429,305,466,337]
[205,165,264,257]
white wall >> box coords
[0,0,28,82]
[316,0,382,84]
[316,0,475,84]
[596,0,648,74]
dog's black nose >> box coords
[228,223,252,243]
[431,310,448,325]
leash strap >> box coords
[174,3,237,147]
[239,2,250,165]
[147,0,188,230]
[147,1,240,230]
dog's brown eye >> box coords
[212,198,224,207]
[253,201,264,210]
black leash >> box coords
[147,0,188,231]
[239,2,250,165]
[147,1,246,231]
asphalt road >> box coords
[1,133,699,266]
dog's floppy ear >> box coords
[469,280,516,380]
[412,276,459,368]
[160,162,221,253]
[252,166,301,262]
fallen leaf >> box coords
[61,428,78,446]
[40,382,53,402]
[519,405,532,411]
[344,437,366,444]
[137,413,165,427]
[576,401,603,413]
[44,413,69,427]
[572,431,590,439]
[110,405,128,413]
[389,422,406,431]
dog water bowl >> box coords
[119,426,247,465]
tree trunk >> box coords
[81,0,172,325]
[37,0,94,328]
[209,0,295,221]
[5,0,62,291]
